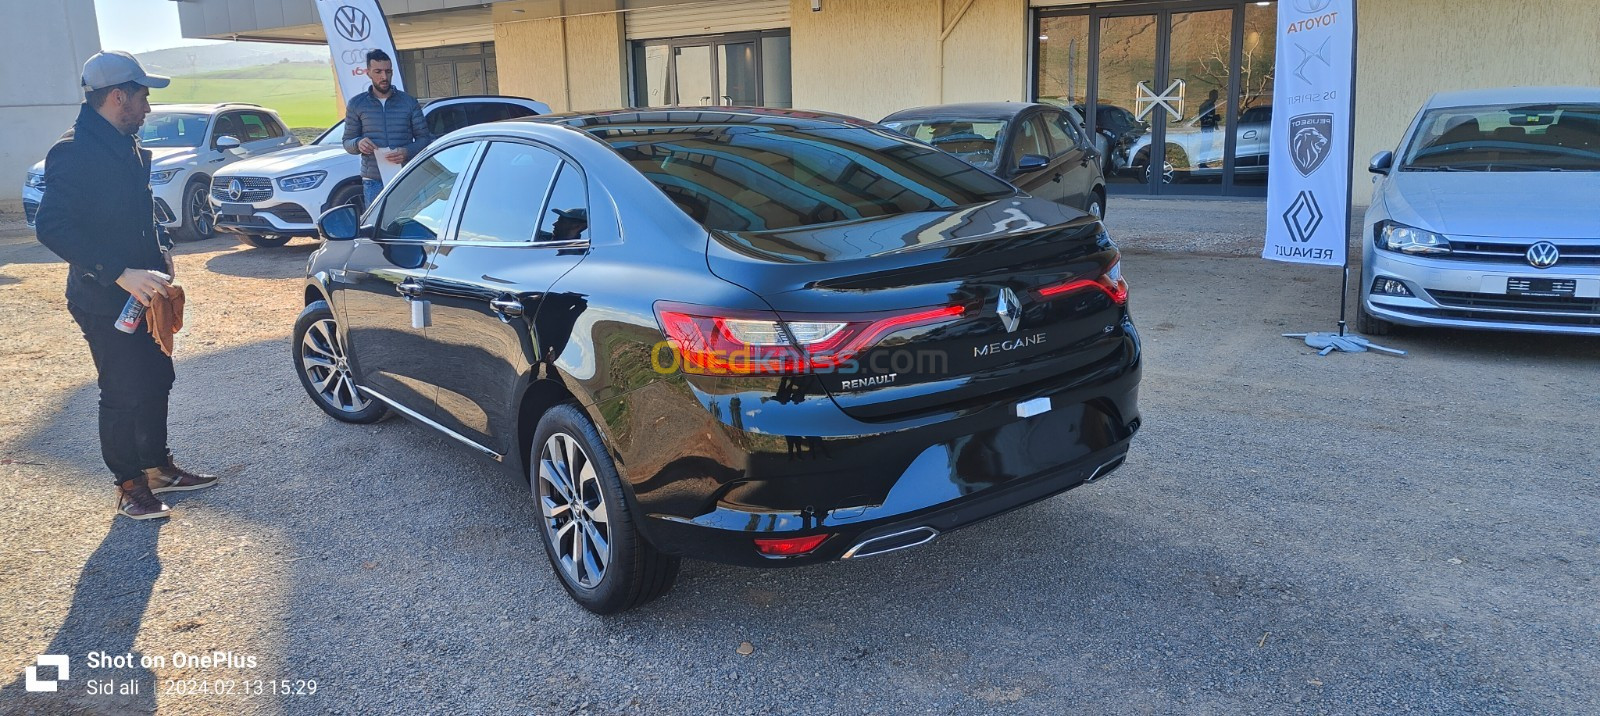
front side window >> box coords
[879,118,1007,170]
[376,142,478,240]
[455,142,562,242]
[1040,111,1081,156]
[591,123,1014,233]
[315,121,346,146]
[138,112,208,148]
[1402,103,1600,171]
[1009,116,1050,168]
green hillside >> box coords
[150,61,340,130]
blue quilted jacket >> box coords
[341,87,433,180]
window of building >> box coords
[631,31,791,108]
[398,42,499,102]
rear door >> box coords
[416,141,589,456]
[335,141,480,414]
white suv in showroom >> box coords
[23,103,298,239]
[210,95,550,247]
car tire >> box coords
[1356,303,1394,336]
[327,182,366,216]
[530,403,679,614]
[172,180,215,242]
[1086,190,1106,219]
[293,301,387,423]
[238,234,292,249]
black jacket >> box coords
[36,104,172,315]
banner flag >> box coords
[316,0,403,104]
[1264,0,1356,267]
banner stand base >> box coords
[1283,332,1406,357]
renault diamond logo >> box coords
[1290,113,1334,176]
[997,287,1022,333]
[227,178,243,201]
[1526,241,1560,269]
[334,5,372,42]
[1282,191,1324,243]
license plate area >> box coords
[1507,277,1576,298]
[218,202,255,216]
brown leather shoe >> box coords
[147,459,219,494]
[117,477,171,520]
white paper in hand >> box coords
[377,148,403,184]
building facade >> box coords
[177,0,1600,203]
[1,0,100,208]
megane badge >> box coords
[227,178,244,201]
[1526,241,1560,269]
[997,287,1021,333]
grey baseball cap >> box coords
[81,51,170,92]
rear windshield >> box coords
[1402,103,1600,171]
[589,125,1015,232]
[880,118,1008,169]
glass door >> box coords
[633,32,792,108]
[1096,14,1159,191]
[674,45,714,107]
[1163,7,1235,192]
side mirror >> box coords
[317,204,361,241]
[1017,154,1050,173]
[215,135,242,151]
[1369,150,1394,175]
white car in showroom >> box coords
[210,95,550,248]
[1361,87,1600,336]
[23,103,298,239]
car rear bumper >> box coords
[618,355,1141,567]
[1363,247,1600,335]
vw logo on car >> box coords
[1526,241,1561,269]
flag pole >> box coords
[1338,0,1359,338]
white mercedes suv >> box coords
[23,103,298,239]
[210,95,550,247]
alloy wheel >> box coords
[536,432,611,589]
[189,186,214,237]
[299,318,369,413]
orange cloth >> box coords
[145,284,185,356]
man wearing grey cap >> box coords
[35,50,219,521]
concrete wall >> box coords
[0,0,100,206]
[494,11,627,113]
[1353,0,1600,202]
[940,0,1027,106]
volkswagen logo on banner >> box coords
[1526,241,1561,269]
[1290,113,1334,176]
[333,5,371,42]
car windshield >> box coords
[591,124,1015,233]
[137,112,209,148]
[1402,103,1600,171]
[315,121,346,146]
[880,118,1007,169]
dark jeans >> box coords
[69,305,175,483]
[362,178,384,208]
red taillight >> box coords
[1036,261,1128,305]
[754,534,831,556]
[655,303,964,376]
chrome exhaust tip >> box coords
[1086,456,1126,483]
[841,526,938,560]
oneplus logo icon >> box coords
[25,654,70,692]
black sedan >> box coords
[297,108,1141,613]
[881,102,1108,218]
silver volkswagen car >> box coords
[1361,87,1600,335]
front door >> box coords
[336,142,478,414]
[418,141,589,456]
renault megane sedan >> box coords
[1361,87,1600,335]
[296,108,1142,613]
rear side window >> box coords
[239,112,277,140]
[535,164,588,242]
[592,125,1013,232]
[455,142,562,242]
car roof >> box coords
[881,102,1050,122]
[422,94,544,108]
[1425,86,1600,109]
[150,103,274,114]
[523,106,879,132]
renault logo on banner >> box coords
[1526,241,1561,269]
[333,5,371,42]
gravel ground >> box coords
[1,207,1597,715]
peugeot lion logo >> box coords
[1290,113,1334,176]
[334,5,372,42]
[227,178,243,201]
[1526,241,1561,269]
[997,287,1022,333]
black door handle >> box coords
[1052,172,1064,183]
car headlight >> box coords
[150,168,183,185]
[1377,221,1451,256]
[24,172,45,190]
[277,171,327,192]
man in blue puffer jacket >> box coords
[342,49,433,207]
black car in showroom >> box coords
[296,108,1141,613]
[881,102,1108,218]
